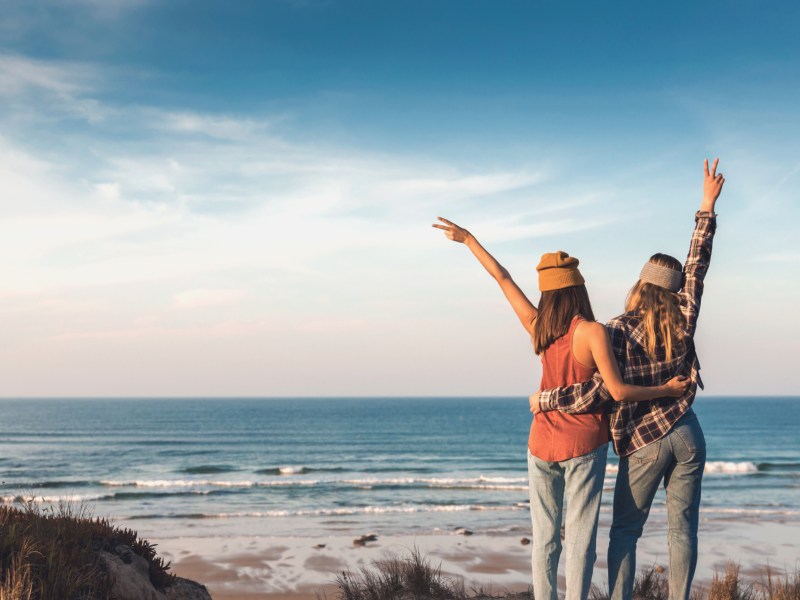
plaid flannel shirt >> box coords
[537,212,717,457]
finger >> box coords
[437,216,456,226]
[704,159,709,177]
[711,158,719,177]
[432,224,451,231]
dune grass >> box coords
[0,497,174,600]
[330,549,800,600]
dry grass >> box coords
[0,497,175,600]
[329,551,800,600]
[757,567,800,600]
[329,547,531,600]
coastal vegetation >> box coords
[0,499,207,600]
[332,548,800,600]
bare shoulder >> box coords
[572,319,601,368]
[575,320,606,340]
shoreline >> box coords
[152,517,800,599]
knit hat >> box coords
[537,251,585,292]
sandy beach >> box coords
[154,515,800,599]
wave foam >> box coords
[131,503,527,520]
[705,461,759,474]
[100,479,320,488]
[98,475,528,490]
[2,493,107,504]
[279,466,306,475]
[605,461,760,476]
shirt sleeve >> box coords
[537,371,613,414]
[681,212,717,338]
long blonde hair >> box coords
[625,253,687,361]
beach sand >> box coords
[153,516,800,599]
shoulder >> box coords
[608,311,640,331]
[606,312,640,349]
[574,320,608,345]
[576,320,606,335]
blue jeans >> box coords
[528,443,608,600]
[608,409,706,600]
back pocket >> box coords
[632,440,660,464]
[674,416,706,456]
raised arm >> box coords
[433,217,538,334]
[682,158,724,336]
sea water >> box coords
[1,397,798,538]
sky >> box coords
[0,0,798,397]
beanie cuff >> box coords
[538,269,585,292]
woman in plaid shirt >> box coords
[533,158,726,600]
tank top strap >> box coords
[567,314,586,343]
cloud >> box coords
[4,51,753,396]
[0,54,94,96]
[152,111,275,142]
[0,54,114,124]
[0,51,630,305]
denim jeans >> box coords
[608,409,706,600]
[528,443,608,600]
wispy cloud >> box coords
[0,54,94,96]
[3,50,787,396]
[152,111,276,142]
[0,54,580,300]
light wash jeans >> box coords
[608,409,706,600]
[527,443,609,600]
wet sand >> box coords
[154,517,800,599]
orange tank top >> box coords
[528,315,610,462]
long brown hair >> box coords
[625,253,686,361]
[533,285,595,355]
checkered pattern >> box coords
[537,213,717,457]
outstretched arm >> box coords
[683,158,724,337]
[433,217,538,335]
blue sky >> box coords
[0,0,798,396]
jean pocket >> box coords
[674,416,706,455]
[632,440,661,464]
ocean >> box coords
[1,397,798,540]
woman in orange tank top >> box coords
[433,218,688,600]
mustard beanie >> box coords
[537,251,585,292]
